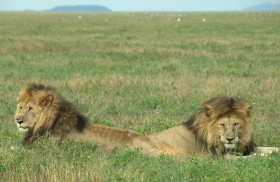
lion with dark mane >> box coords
[15,83,159,154]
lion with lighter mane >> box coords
[146,96,258,158]
[15,83,159,154]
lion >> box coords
[145,96,278,158]
[15,83,160,155]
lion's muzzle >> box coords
[224,137,237,149]
[16,118,29,133]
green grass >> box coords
[0,11,279,181]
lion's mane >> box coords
[17,83,88,145]
[146,96,257,157]
[15,83,161,155]
[184,96,256,156]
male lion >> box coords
[145,96,278,158]
[15,83,159,155]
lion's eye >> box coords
[19,106,22,110]
[28,107,33,111]
[234,123,239,127]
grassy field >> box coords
[0,11,279,181]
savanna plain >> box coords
[0,11,279,181]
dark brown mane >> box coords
[26,83,54,92]
[19,83,88,145]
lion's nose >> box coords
[16,118,23,124]
[226,137,235,142]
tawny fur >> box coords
[15,83,160,155]
[145,96,257,157]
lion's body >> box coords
[147,125,208,156]
[15,83,159,154]
[66,123,160,154]
[145,97,257,157]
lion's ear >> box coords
[205,105,214,118]
[40,95,53,107]
[242,102,252,117]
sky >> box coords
[0,0,279,11]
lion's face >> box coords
[15,100,37,133]
[216,116,241,150]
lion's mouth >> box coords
[18,125,29,133]
[224,143,236,149]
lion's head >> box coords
[15,83,88,145]
[15,98,36,133]
[185,96,256,156]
